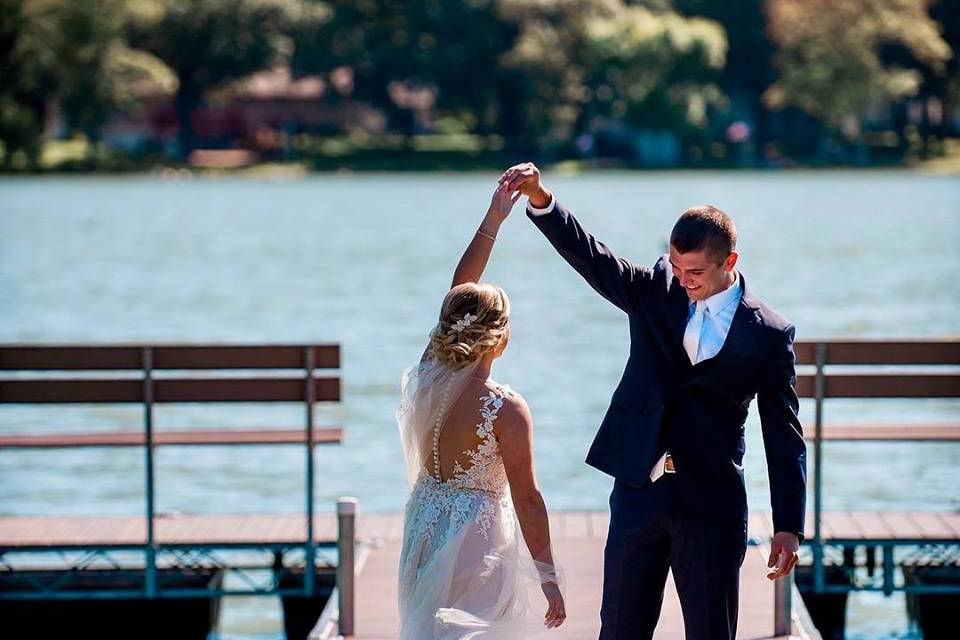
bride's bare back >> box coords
[423,378,510,483]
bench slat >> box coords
[0,428,343,448]
[0,344,340,370]
[0,377,340,403]
[804,423,960,441]
[795,373,960,398]
[794,340,960,365]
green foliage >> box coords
[582,6,727,131]
[765,0,952,133]
[501,0,726,149]
[3,0,958,169]
[0,0,57,167]
[292,1,519,138]
[40,0,173,147]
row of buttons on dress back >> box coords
[431,378,454,481]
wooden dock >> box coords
[0,511,816,638]
[350,511,818,640]
[5,509,960,638]
[0,512,960,640]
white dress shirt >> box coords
[526,196,743,482]
[527,193,557,217]
[683,271,743,364]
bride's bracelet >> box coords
[476,229,497,242]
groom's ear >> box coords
[724,251,740,271]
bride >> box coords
[396,181,566,638]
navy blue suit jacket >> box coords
[529,200,807,539]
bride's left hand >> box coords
[487,181,521,224]
[541,581,566,629]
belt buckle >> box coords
[664,453,676,474]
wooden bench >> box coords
[0,343,343,598]
[791,338,960,596]
[0,344,342,447]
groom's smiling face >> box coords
[669,246,738,302]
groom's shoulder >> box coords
[751,295,794,335]
[652,253,672,284]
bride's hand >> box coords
[541,581,566,629]
[487,181,521,225]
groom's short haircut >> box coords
[670,205,737,263]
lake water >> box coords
[1,170,958,638]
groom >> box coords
[498,163,807,639]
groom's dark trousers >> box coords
[528,201,807,640]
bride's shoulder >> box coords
[490,382,525,409]
[489,384,532,432]
[494,381,519,398]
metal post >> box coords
[774,574,792,636]
[813,342,827,593]
[304,346,316,597]
[338,497,357,637]
[882,544,894,596]
[142,347,158,598]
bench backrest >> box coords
[0,344,340,404]
[793,339,959,398]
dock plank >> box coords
[849,512,893,539]
[940,513,960,539]
[909,512,958,540]
[822,512,864,540]
[877,512,916,540]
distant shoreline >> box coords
[2,156,958,178]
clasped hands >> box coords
[486,163,552,222]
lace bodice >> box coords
[429,382,512,494]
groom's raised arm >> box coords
[499,163,654,315]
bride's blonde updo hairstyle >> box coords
[427,282,510,368]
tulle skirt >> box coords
[397,474,550,639]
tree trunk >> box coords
[175,76,200,161]
[854,132,869,167]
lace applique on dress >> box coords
[444,385,512,498]
[417,383,514,541]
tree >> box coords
[923,0,960,140]
[765,0,951,161]
[674,0,776,163]
[581,6,726,132]
[0,0,56,168]
[501,0,726,155]
[126,0,321,157]
[38,0,174,160]
[292,0,519,143]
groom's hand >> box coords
[498,162,552,209]
[766,531,800,580]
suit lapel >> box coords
[710,272,761,366]
[666,275,693,368]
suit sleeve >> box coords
[527,200,654,314]
[757,324,808,541]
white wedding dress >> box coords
[396,357,555,639]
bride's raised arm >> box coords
[450,182,519,288]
